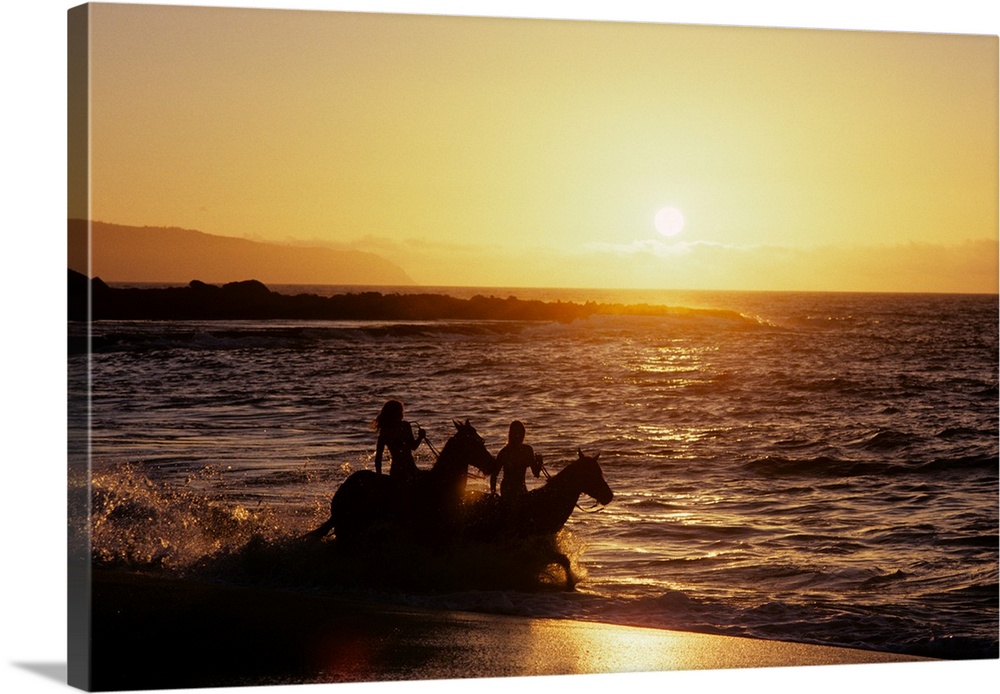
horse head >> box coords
[576,449,614,506]
[427,419,496,482]
[448,419,496,476]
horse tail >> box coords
[302,516,335,542]
[302,475,363,540]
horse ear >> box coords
[578,448,584,459]
[454,420,462,430]
[594,452,601,461]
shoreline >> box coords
[84,569,929,691]
[69,268,759,323]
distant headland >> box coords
[68,269,748,324]
[68,220,415,286]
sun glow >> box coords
[654,207,685,237]
[81,5,999,292]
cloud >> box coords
[569,237,999,293]
[570,237,984,292]
[583,239,738,257]
[802,239,999,294]
[271,226,998,293]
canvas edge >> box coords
[67,3,92,691]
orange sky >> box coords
[78,2,998,292]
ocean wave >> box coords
[936,426,997,440]
[846,429,921,451]
[743,455,891,478]
[937,534,1000,549]
[915,454,999,474]
[418,583,1000,661]
[731,596,997,660]
[744,452,998,479]
[84,321,543,353]
[857,569,909,588]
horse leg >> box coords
[553,552,576,590]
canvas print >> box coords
[67,2,998,691]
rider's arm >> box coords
[528,446,543,477]
[491,447,507,494]
[402,421,424,451]
[411,426,426,450]
[374,435,385,475]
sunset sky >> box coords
[80,2,998,292]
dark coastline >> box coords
[68,269,746,323]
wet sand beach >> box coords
[88,570,927,691]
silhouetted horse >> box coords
[305,419,495,544]
[466,450,613,588]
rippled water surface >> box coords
[70,289,998,660]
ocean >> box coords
[69,287,998,662]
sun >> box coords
[654,207,685,237]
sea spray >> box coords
[90,461,283,571]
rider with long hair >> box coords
[373,399,426,482]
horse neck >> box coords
[431,438,469,481]
[549,458,590,488]
[534,460,588,513]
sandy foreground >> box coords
[85,569,927,691]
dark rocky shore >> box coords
[68,269,744,323]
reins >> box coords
[423,436,442,460]
[537,461,608,514]
[415,423,487,479]
[413,423,441,460]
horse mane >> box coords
[426,419,495,481]
[525,451,609,511]
[435,420,473,463]
[545,450,600,484]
